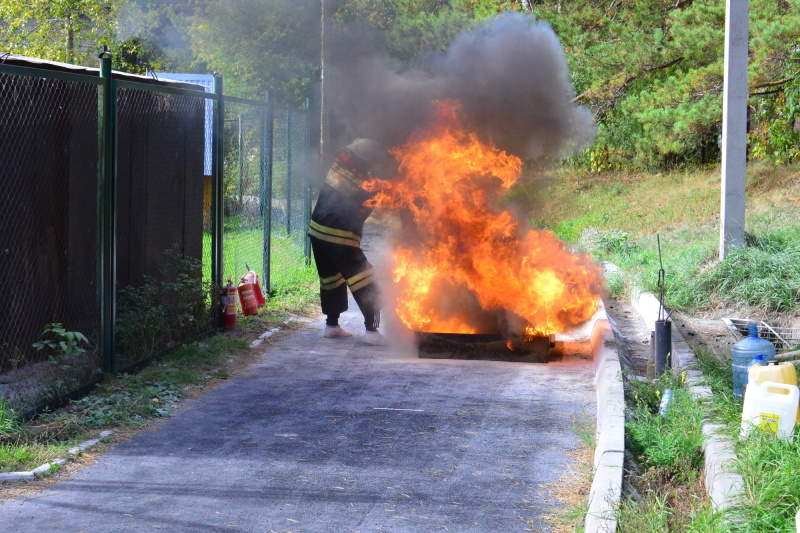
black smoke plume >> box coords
[327,12,595,162]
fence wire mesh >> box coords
[267,107,313,293]
[219,100,267,288]
[114,84,210,371]
[0,72,102,411]
[0,58,315,413]
[221,99,312,296]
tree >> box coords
[333,0,521,61]
[533,0,800,169]
[0,0,119,65]
[186,0,321,104]
[111,0,194,74]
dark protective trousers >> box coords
[309,235,381,331]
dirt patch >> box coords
[607,294,799,369]
[670,310,736,359]
[542,444,594,532]
[670,308,800,362]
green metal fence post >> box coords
[211,75,224,308]
[261,91,274,294]
[97,50,117,376]
[303,98,312,265]
[238,114,243,208]
[286,109,293,236]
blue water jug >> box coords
[732,324,776,399]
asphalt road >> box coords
[0,302,595,533]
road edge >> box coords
[585,316,624,533]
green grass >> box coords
[692,347,745,433]
[0,398,23,442]
[0,442,73,473]
[699,229,800,313]
[202,219,314,285]
[731,431,800,532]
[1,396,78,473]
[626,372,706,478]
[539,162,800,317]
[617,372,724,531]
[200,223,318,320]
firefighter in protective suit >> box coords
[308,139,388,345]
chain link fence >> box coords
[113,82,209,371]
[0,67,102,411]
[216,96,313,296]
[268,107,313,292]
[0,56,314,414]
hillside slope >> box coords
[533,162,800,335]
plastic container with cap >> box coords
[741,381,799,441]
[745,353,769,385]
[748,360,800,422]
[732,323,776,399]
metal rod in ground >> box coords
[655,319,672,376]
[211,74,224,293]
[261,90,274,295]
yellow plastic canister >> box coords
[748,361,800,422]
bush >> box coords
[116,247,212,363]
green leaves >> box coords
[186,0,320,103]
[534,0,799,169]
[0,0,119,65]
[32,323,90,358]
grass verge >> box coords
[538,161,800,529]
[616,371,723,532]
[1,334,246,473]
[540,163,800,321]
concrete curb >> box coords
[0,430,113,484]
[585,317,625,533]
[631,291,744,511]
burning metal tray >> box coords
[416,332,552,363]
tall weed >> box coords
[0,398,23,442]
[730,430,800,532]
[626,381,705,478]
[698,228,800,313]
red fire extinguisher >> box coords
[221,277,237,328]
[244,263,266,307]
[238,276,259,317]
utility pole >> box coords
[320,0,328,162]
[719,0,749,259]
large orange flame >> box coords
[366,101,602,336]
